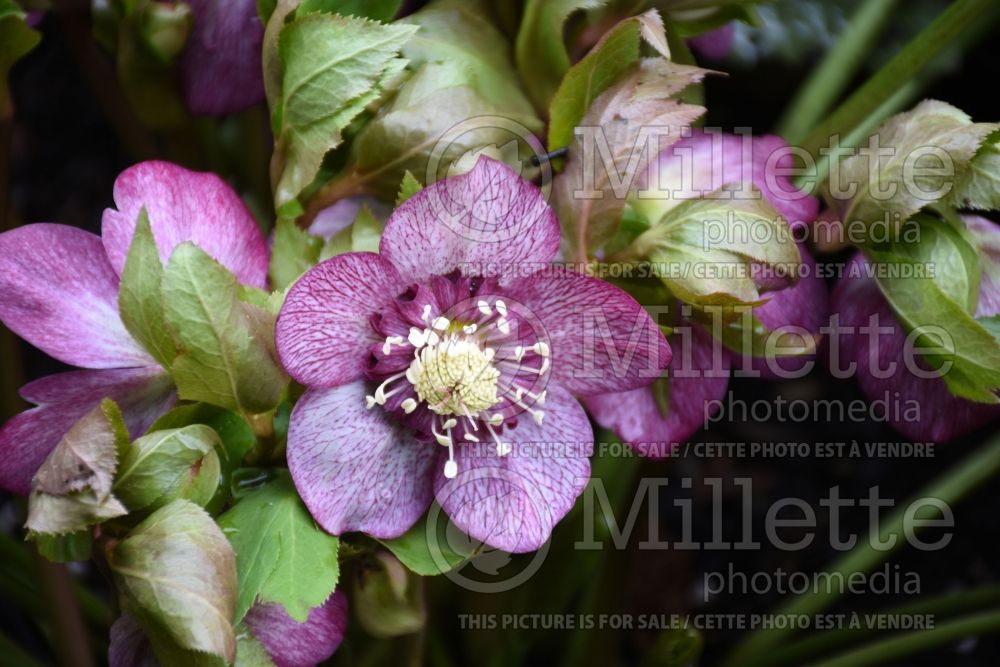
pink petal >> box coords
[641,130,819,227]
[102,161,269,287]
[179,0,265,116]
[276,252,407,388]
[964,215,1000,318]
[108,615,156,667]
[287,382,436,538]
[434,385,593,553]
[0,224,152,368]
[308,196,391,240]
[380,157,560,286]
[509,272,672,395]
[687,23,736,61]
[584,322,730,457]
[0,367,177,495]
[246,592,348,667]
[832,253,1000,442]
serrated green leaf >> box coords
[269,218,323,291]
[35,531,94,563]
[515,0,607,111]
[0,0,41,118]
[548,9,669,151]
[162,243,287,415]
[150,404,257,474]
[109,500,237,663]
[235,630,276,667]
[218,473,339,623]
[948,130,1000,211]
[378,506,473,576]
[626,185,801,306]
[833,100,998,236]
[298,0,402,21]
[271,12,416,209]
[395,170,423,206]
[115,425,222,512]
[26,400,129,536]
[119,209,177,367]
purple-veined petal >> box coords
[965,215,1000,318]
[433,385,593,553]
[108,614,157,667]
[639,130,819,227]
[286,382,436,538]
[687,23,736,61]
[584,322,730,457]
[0,367,176,495]
[309,196,391,240]
[276,252,407,388]
[509,272,672,395]
[179,0,265,116]
[832,253,1000,442]
[380,157,560,285]
[102,161,269,288]
[245,592,348,667]
[0,224,152,369]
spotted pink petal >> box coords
[509,272,672,395]
[102,161,268,287]
[0,367,177,495]
[287,382,436,538]
[276,252,407,388]
[380,157,560,286]
[0,224,153,369]
[433,385,592,553]
[832,253,1000,442]
[179,0,265,116]
[584,322,730,457]
[642,130,819,227]
[245,592,348,667]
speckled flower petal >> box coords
[833,253,1000,442]
[584,322,730,457]
[0,224,152,368]
[0,367,176,495]
[287,382,436,538]
[276,252,407,388]
[509,272,672,395]
[380,157,560,285]
[179,0,265,116]
[434,385,593,553]
[245,592,348,667]
[102,161,268,287]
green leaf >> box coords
[340,0,542,200]
[108,500,237,664]
[297,0,402,21]
[271,12,416,209]
[269,218,323,291]
[218,473,340,623]
[948,129,1000,211]
[515,0,607,111]
[0,0,41,118]
[162,243,287,415]
[832,100,998,236]
[626,185,801,306]
[395,170,423,206]
[149,403,257,476]
[554,57,708,261]
[548,8,669,151]
[694,304,818,359]
[114,425,223,512]
[235,630,276,667]
[26,400,129,536]
[34,531,94,563]
[378,505,473,576]
[352,551,425,638]
[118,209,177,367]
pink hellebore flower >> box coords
[586,130,826,452]
[0,161,268,494]
[276,158,671,553]
[832,216,1000,442]
[180,0,266,116]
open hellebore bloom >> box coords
[276,158,670,552]
[833,218,1000,442]
[588,131,826,450]
[179,0,265,115]
[0,161,268,494]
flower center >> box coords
[408,338,500,415]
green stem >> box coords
[776,0,903,144]
[750,586,1000,667]
[799,0,996,161]
[722,433,1000,666]
[807,609,1000,667]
